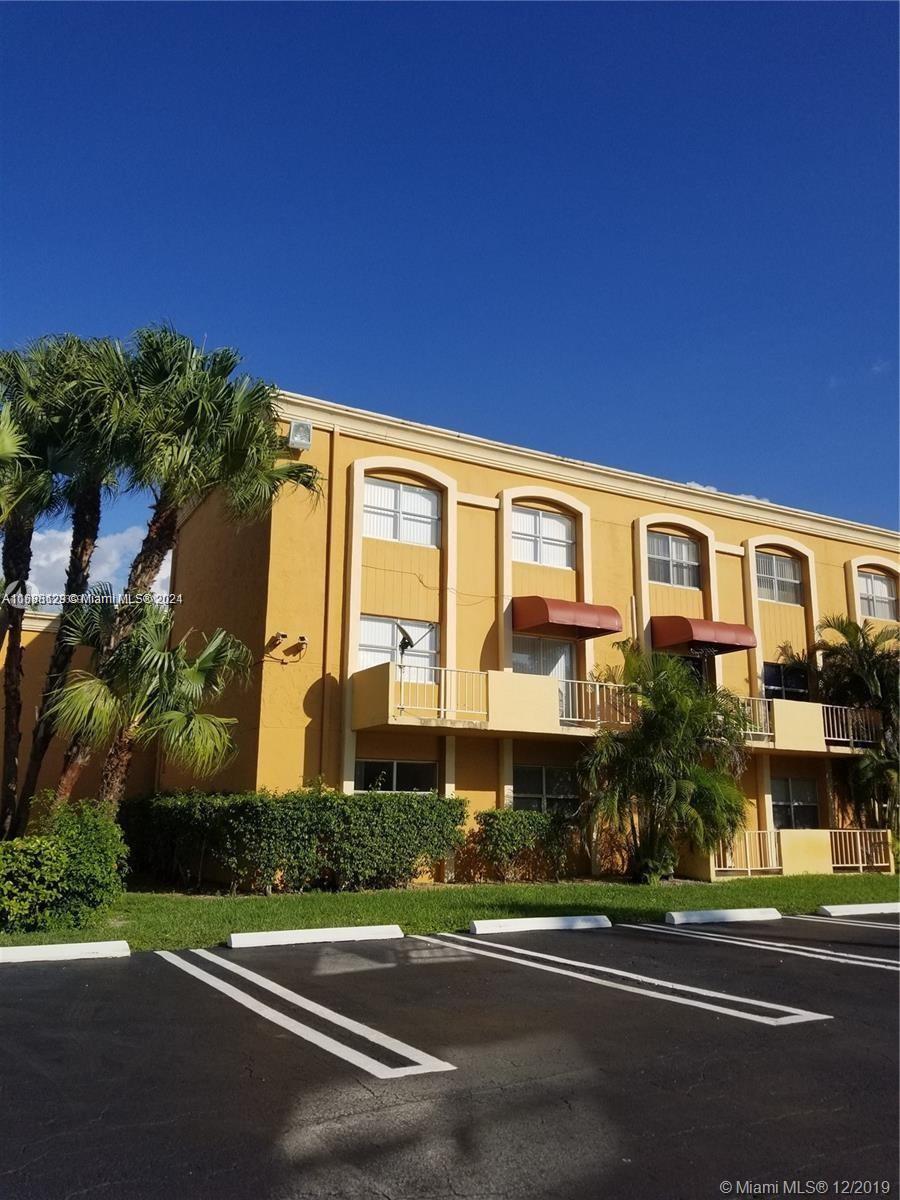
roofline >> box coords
[276,389,900,553]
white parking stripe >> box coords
[414,935,830,1026]
[620,924,900,970]
[157,952,454,1079]
[190,948,454,1073]
[788,915,900,933]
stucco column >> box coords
[757,754,774,831]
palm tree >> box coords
[49,599,252,810]
[580,645,749,882]
[781,615,899,831]
[15,338,136,810]
[0,340,77,835]
[55,325,321,803]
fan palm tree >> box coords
[16,337,136,810]
[49,599,252,811]
[55,325,321,801]
[781,615,899,832]
[0,339,81,835]
[580,645,749,882]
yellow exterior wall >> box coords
[143,393,898,835]
[759,600,808,659]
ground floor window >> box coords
[771,776,819,829]
[354,760,438,793]
[763,661,810,701]
[512,764,580,814]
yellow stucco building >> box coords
[151,393,895,877]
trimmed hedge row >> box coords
[121,788,467,892]
[0,801,128,933]
[474,809,577,882]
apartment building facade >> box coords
[162,393,899,879]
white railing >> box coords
[396,664,488,720]
[830,828,892,872]
[559,680,636,727]
[739,696,773,740]
[822,705,881,747]
[715,830,783,875]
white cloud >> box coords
[870,359,891,376]
[26,525,170,596]
[685,481,770,504]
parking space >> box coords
[1,919,897,1199]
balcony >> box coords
[350,662,881,753]
[708,828,893,878]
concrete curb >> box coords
[816,902,900,918]
[228,925,405,948]
[0,941,131,964]
[665,908,781,926]
[469,915,611,935]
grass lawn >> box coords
[1,873,897,952]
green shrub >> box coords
[0,836,68,932]
[0,801,126,932]
[46,800,128,924]
[475,809,576,882]
[121,788,466,892]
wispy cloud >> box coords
[870,358,891,376]
[685,481,770,503]
[26,526,169,595]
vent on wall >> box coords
[288,419,312,451]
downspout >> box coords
[318,428,337,779]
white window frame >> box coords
[511,505,575,569]
[771,777,819,830]
[512,764,580,813]
[354,760,438,793]
[512,634,576,680]
[647,530,701,589]
[756,551,803,606]
[358,615,439,672]
[859,570,898,621]
[362,478,441,548]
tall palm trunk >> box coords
[1,512,35,837]
[98,727,136,808]
[19,484,101,813]
[58,495,178,801]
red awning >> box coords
[650,615,756,656]
[512,596,623,640]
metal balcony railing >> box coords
[395,664,488,721]
[821,705,881,747]
[558,680,636,726]
[829,828,892,872]
[739,697,774,740]
[714,830,783,875]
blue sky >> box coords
[0,2,897,588]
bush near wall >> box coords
[121,788,467,892]
[472,809,579,883]
[0,801,128,933]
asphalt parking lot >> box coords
[1,914,897,1200]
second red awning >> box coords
[650,615,756,655]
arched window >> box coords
[756,550,803,605]
[511,505,575,568]
[362,477,441,547]
[648,529,701,589]
[859,569,898,620]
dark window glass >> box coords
[763,662,809,701]
[395,761,438,792]
[771,777,819,830]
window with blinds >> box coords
[512,634,575,679]
[362,478,441,547]
[511,506,575,568]
[756,552,803,605]
[358,615,439,671]
[859,571,898,620]
[647,531,701,588]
